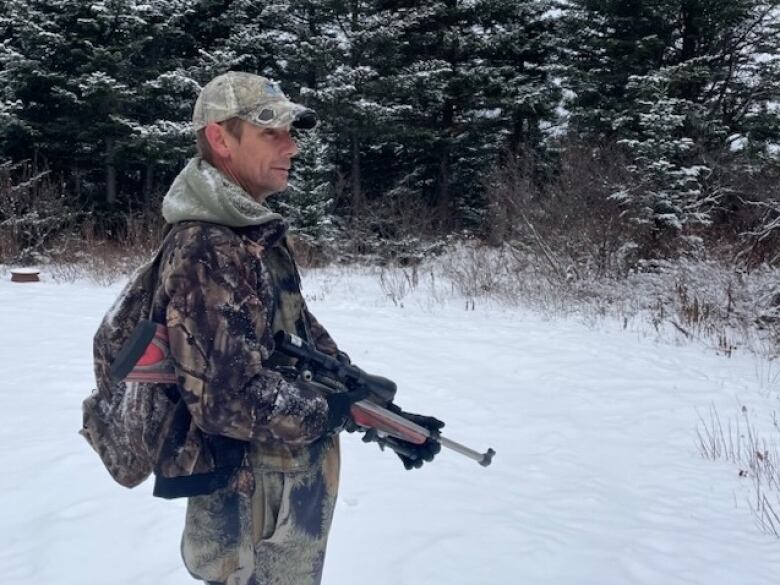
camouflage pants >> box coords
[181,437,340,585]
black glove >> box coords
[395,436,442,470]
[325,386,368,432]
[364,407,445,470]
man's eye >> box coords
[264,129,290,141]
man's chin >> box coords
[252,185,286,202]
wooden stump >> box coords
[10,269,40,283]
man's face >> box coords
[221,121,299,202]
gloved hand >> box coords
[364,407,445,470]
[394,436,442,470]
[324,386,368,432]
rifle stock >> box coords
[111,321,176,384]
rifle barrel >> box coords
[356,401,495,467]
[438,436,496,467]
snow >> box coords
[9,267,39,275]
[1,268,779,584]
[474,108,502,120]
[728,134,748,152]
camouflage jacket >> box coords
[149,218,339,490]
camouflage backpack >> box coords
[80,228,178,488]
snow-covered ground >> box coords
[1,267,779,585]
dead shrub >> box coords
[46,208,166,285]
[484,141,639,281]
[0,160,78,264]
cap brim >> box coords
[292,108,317,130]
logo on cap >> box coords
[264,81,284,98]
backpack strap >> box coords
[153,435,247,499]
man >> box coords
[147,71,441,585]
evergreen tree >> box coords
[0,0,257,208]
[353,0,563,230]
[566,0,780,247]
[0,1,26,148]
[274,127,340,243]
[0,0,185,205]
[304,0,411,221]
[119,0,232,203]
[564,0,672,138]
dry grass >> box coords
[40,211,165,286]
[429,239,780,359]
[378,265,419,307]
[1,160,166,285]
[697,404,780,536]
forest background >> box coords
[4,0,780,537]
[2,0,780,354]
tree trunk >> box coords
[679,0,702,100]
[436,100,454,229]
[349,2,363,220]
[105,137,117,205]
[680,1,701,62]
[512,114,526,153]
[350,134,363,217]
[143,161,155,206]
[437,146,451,230]
[72,164,81,199]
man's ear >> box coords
[204,123,231,159]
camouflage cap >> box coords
[192,72,317,132]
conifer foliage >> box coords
[0,0,778,263]
[565,0,780,252]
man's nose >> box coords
[284,132,299,157]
